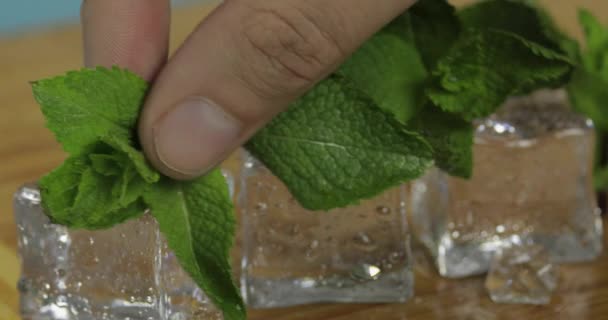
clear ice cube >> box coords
[411,89,603,278]
[485,243,558,305]
[239,154,413,308]
[14,184,223,320]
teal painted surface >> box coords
[0,0,205,36]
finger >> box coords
[81,0,170,81]
[139,0,417,179]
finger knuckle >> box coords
[234,3,346,99]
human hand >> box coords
[81,0,416,180]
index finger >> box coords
[81,0,171,81]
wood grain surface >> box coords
[2,1,608,319]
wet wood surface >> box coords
[2,1,608,319]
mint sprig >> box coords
[33,67,245,319]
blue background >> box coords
[0,0,202,36]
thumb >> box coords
[138,0,416,180]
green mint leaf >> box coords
[568,10,608,133]
[577,9,608,73]
[459,0,565,51]
[428,29,574,121]
[594,166,608,191]
[409,0,460,69]
[409,104,474,178]
[246,75,434,210]
[100,133,159,183]
[32,66,148,154]
[339,14,428,123]
[40,153,146,229]
[144,171,244,320]
[568,69,608,131]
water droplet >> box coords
[255,202,268,211]
[305,249,318,261]
[496,225,506,233]
[352,232,377,251]
[88,237,95,245]
[58,234,69,243]
[351,264,382,281]
[310,240,319,249]
[451,231,460,239]
[43,282,51,290]
[389,251,403,263]
[93,257,100,263]
[146,296,154,304]
[129,296,137,303]
[376,206,391,215]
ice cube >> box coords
[14,183,223,320]
[411,89,602,278]
[485,244,558,305]
[239,153,414,308]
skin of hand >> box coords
[81,0,417,180]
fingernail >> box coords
[153,98,243,177]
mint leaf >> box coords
[568,69,608,131]
[339,14,428,123]
[144,171,244,320]
[409,0,460,69]
[577,9,608,72]
[337,9,471,178]
[100,133,159,183]
[595,166,608,191]
[39,140,151,229]
[246,75,434,210]
[568,10,608,131]
[33,66,158,228]
[428,29,574,121]
[40,153,147,229]
[410,104,474,178]
[459,0,566,52]
[32,66,148,154]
